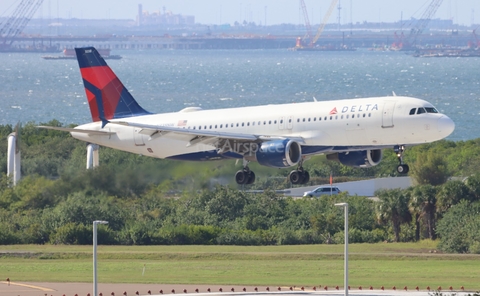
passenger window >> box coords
[417,108,426,114]
[199,126,202,130]
[409,108,416,115]
[280,119,283,124]
[220,124,223,128]
[247,122,250,126]
[242,123,245,127]
[303,118,305,122]
[308,118,311,122]
[289,119,292,123]
[269,120,271,124]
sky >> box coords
[2,0,480,26]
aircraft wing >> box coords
[110,121,305,147]
[37,125,115,136]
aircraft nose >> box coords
[437,116,455,137]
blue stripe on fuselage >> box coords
[166,145,395,161]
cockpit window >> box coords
[425,107,438,113]
[409,108,416,115]
[417,108,426,114]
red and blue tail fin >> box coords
[75,47,150,126]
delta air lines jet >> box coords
[39,47,455,185]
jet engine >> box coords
[326,149,383,168]
[255,139,302,168]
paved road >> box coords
[0,281,472,296]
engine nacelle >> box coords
[326,149,383,168]
[256,139,302,168]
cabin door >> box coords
[382,101,396,128]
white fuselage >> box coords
[71,96,454,161]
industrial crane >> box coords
[299,0,313,45]
[311,0,339,46]
[393,0,444,50]
[0,0,44,50]
[295,0,339,49]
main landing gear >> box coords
[235,160,256,185]
[288,160,310,185]
[394,145,409,174]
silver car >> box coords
[303,186,341,197]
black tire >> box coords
[235,170,248,185]
[397,164,409,174]
[246,171,256,185]
[301,171,310,184]
[289,170,301,184]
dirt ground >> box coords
[0,281,289,296]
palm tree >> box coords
[375,188,412,242]
[410,185,437,240]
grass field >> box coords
[1,242,479,291]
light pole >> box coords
[93,220,108,296]
[335,203,348,296]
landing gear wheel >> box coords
[302,171,310,184]
[289,170,302,185]
[235,169,256,185]
[246,171,256,185]
[289,169,310,185]
[235,170,248,185]
[397,164,409,174]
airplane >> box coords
[39,47,455,185]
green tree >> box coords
[375,188,412,242]
[436,180,471,214]
[410,184,437,239]
[410,150,449,186]
[464,173,480,201]
[437,200,480,253]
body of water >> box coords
[0,49,479,141]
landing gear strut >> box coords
[394,145,409,174]
[235,160,255,185]
[288,161,310,185]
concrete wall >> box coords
[287,177,413,197]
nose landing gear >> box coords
[394,145,409,174]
